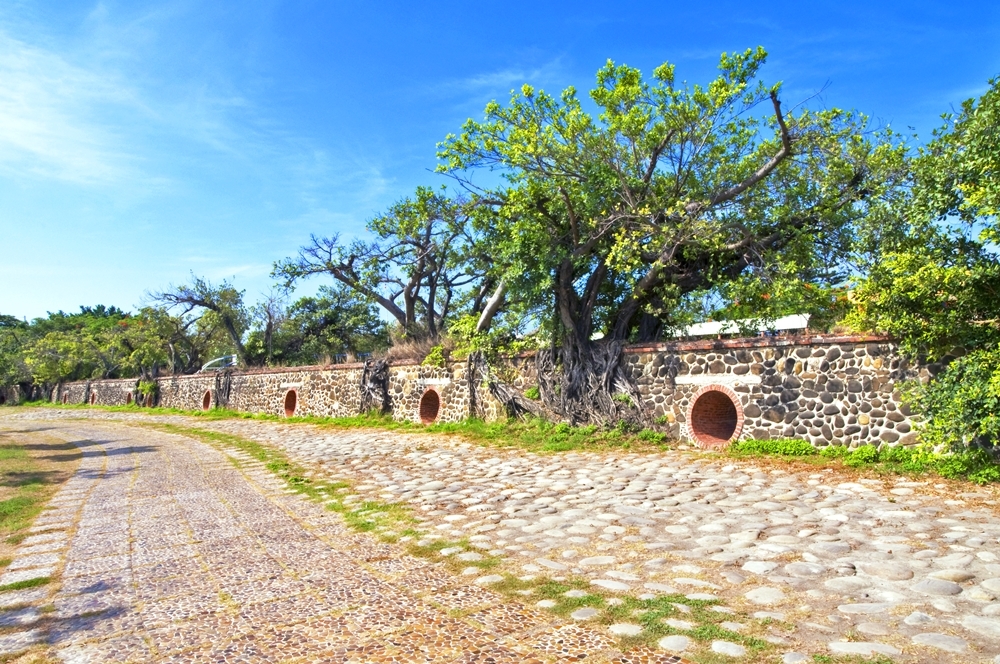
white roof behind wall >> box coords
[671,314,811,338]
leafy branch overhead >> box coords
[274,187,501,341]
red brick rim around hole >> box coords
[687,384,744,449]
[202,390,212,411]
[419,388,440,424]
[62,394,68,404]
[126,393,132,405]
[89,393,96,405]
[284,389,298,418]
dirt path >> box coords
[0,417,684,663]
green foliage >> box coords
[4,302,237,387]
[849,230,1000,358]
[154,275,253,366]
[446,312,541,365]
[524,385,540,400]
[0,576,49,593]
[728,435,1000,484]
[935,447,1000,484]
[421,345,447,368]
[137,380,158,397]
[912,75,1000,226]
[730,438,816,456]
[438,47,906,345]
[819,445,851,459]
[906,348,1000,452]
[843,444,879,467]
[276,186,490,341]
[0,315,30,388]
[245,284,389,366]
[637,429,667,444]
[850,76,1000,359]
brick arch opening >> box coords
[144,394,153,408]
[687,384,744,448]
[126,393,132,405]
[61,393,68,404]
[419,388,440,424]
[284,389,298,418]
[202,390,212,411]
[89,393,96,405]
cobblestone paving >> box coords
[4,410,1000,663]
[0,415,693,663]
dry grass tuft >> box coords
[381,336,455,363]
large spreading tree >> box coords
[438,47,907,424]
[275,187,498,341]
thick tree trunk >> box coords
[536,338,645,427]
[467,352,550,420]
[359,358,391,415]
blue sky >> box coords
[2,0,998,320]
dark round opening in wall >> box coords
[419,389,440,424]
[90,393,96,405]
[144,394,153,408]
[202,390,212,411]
[61,394,68,404]
[126,393,132,405]
[284,389,297,417]
[689,389,740,447]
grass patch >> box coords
[482,572,773,653]
[726,435,1000,485]
[811,656,895,664]
[730,438,817,457]
[0,428,81,565]
[0,576,49,593]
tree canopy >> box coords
[275,187,497,341]
[851,75,1000,359]
[438,48,906,351]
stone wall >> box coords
[0,385,23,406]
[149,360,501,423]
[54,378,136,406]
[48,335,917,449]
[621,335,917,450]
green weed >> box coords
[0,576,49,592]
[730,438,816,456]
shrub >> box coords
[845,444,880,467]
[908,348,1000,452]
[637,429,668,444]
[524,386,540,400]
[820,445,851,459]
[730,438,816,456]
[421,345,447,368]
[936,448,1000,484]
[878,445,935,473]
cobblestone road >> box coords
[3,410,1000,663]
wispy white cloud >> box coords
[0,30,141,183]
[435,58,566,96]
